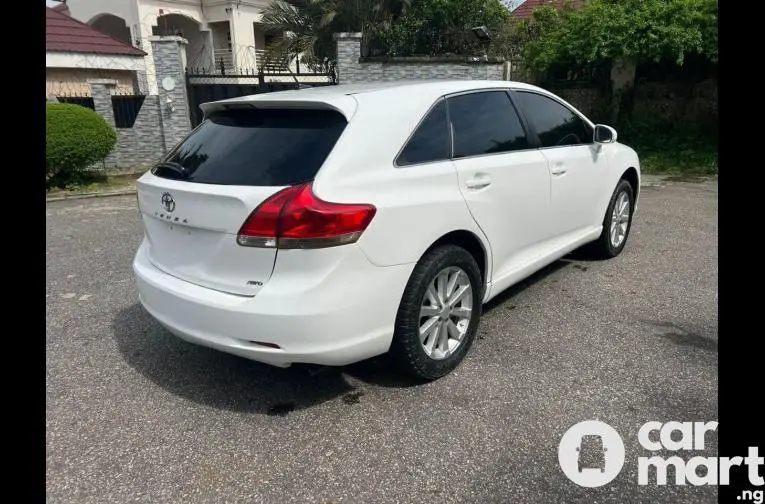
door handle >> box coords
[551,163,567,176]
[550,165,567,176]
[465,175,492,190]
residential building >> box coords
[510,0,585,20]
[62,0,281,93]
[46,6,147,99]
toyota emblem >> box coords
[161,192,176,213]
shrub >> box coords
[46,102,117,187]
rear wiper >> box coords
[153,161,188,179]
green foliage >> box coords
[376,0,510,56]
[262,0,509,62]
[261,0,413,69]
[46,103,117,188]
[618,112,718,175]
[517,0,718,72]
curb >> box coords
[46,189,137,202]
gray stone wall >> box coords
[110,95,165,169]
[90,80,166,171]
[334,32,506,84]
[86,36,193,171]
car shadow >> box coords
[112,304,420,415]
[113,247,598,414]
[484,258,570,313]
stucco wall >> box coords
[66,0,138,26]
[47,52,145,72]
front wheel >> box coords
[590,179,635,259]
[389,245,483,381]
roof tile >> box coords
[511,0,585,20]
[46,7,145,57]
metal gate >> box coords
[185,65,336,127]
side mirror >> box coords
[594,124,617,144]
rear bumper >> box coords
[133,240,414,367]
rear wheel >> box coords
[590,179,635,259]
[389,245,483,380]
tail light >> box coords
[237,183,376,249]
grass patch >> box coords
[47,171,144,196]
[637,149,718,176]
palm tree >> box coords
[261,0,411,72]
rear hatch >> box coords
[137,106,349,296]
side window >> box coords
[515,91,593,147]
[448,91,529,158]
[396,99,450,166]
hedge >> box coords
[46,102,117,183]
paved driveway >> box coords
[46,178,718,503]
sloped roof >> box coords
[46,7,145,57]
[511,0,585,20]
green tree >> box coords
[517,0,718,74]
[261,0,412,70]
[378,0,510,56]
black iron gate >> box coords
[185,66,336,127]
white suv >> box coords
[133,80,640,380]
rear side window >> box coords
[448,91,529,158]
[154,108,347,186]
[515,91,593,147]
[396,100,450,166]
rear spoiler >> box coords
[199,95,357,121]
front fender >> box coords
[600,143,641,217]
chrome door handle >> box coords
[465,176,492,190]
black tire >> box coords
[589,179,635,259]
[389,245,483,381]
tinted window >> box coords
[153,108,347,186]
[516,92,593,147]
[448,91,529,158]
[397,100,450,166]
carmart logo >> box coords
[559,420,764,493]
[558,420,626,487]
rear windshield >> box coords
[153,108,347,186]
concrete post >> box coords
[89,79,117,127]
[333,32,363,84]
[88,79,118,167]
[610,58,637,123]
[150,36,192,152]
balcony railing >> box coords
[202,47,300,75]
[212,49,234,74]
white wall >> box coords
[46,52,146,71]
[230,3,266,68]
[66,0,139,28]
[136,0,205,93]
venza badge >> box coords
[161,192,176,213]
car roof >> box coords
[199,80,547,119]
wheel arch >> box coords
[423,230,490,287]
[621,166,640,202]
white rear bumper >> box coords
[133,239,414,367]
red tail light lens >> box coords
[237,183,376,249]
